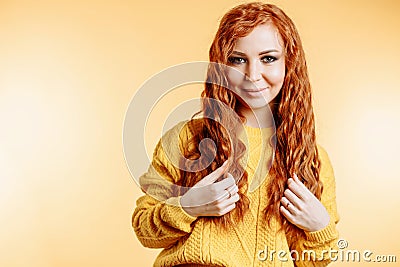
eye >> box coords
[228,56,247,65]
[261,56,277,63]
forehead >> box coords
[233,23,284,52]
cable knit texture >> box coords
[132,119,340,267]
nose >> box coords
[245,60,262,82]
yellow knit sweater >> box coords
[132,120,340,267]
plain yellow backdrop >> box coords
[1,0,399,266]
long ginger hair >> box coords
[179,2,323,244]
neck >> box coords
[240,106,274,128]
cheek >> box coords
[265,63,285,86]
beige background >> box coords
[1,0,399,266]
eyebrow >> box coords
[231,49,280,56]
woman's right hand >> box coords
[180,161,240,217]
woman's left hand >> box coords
[280,173,330,232]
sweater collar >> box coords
[243,124,275,138]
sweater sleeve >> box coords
[291,145,340,267]
[132,121,198,249]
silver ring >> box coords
[225,189,232,198]
[286,201,291,208]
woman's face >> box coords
[226,23,285,112]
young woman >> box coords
[132,2,339,266]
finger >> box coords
[222,202,236,215]
[293,173,309,190]
[226,183,239,196]
[280,197,297,214]
[225,192,240,204]
[288,178,306,200]
[280,196,290,208]
[280,205,295,224]
[231,193,240,202]
[226,172,236,182]
[292,173,314,197]
[192,175,235,206]
[220,174,238,195]
[284,188,302,209]
[293,173,306,185]
[213,184,239,203]
[220,187,235,201]
[212,202,236,216]
[210,190,240,208]
[212,174,236,192]
[194,161,229,188]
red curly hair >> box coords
[179,2,323,245]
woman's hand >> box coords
[180,161,240,217]
[280,173,330,232]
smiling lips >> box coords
[243,87,268,92]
